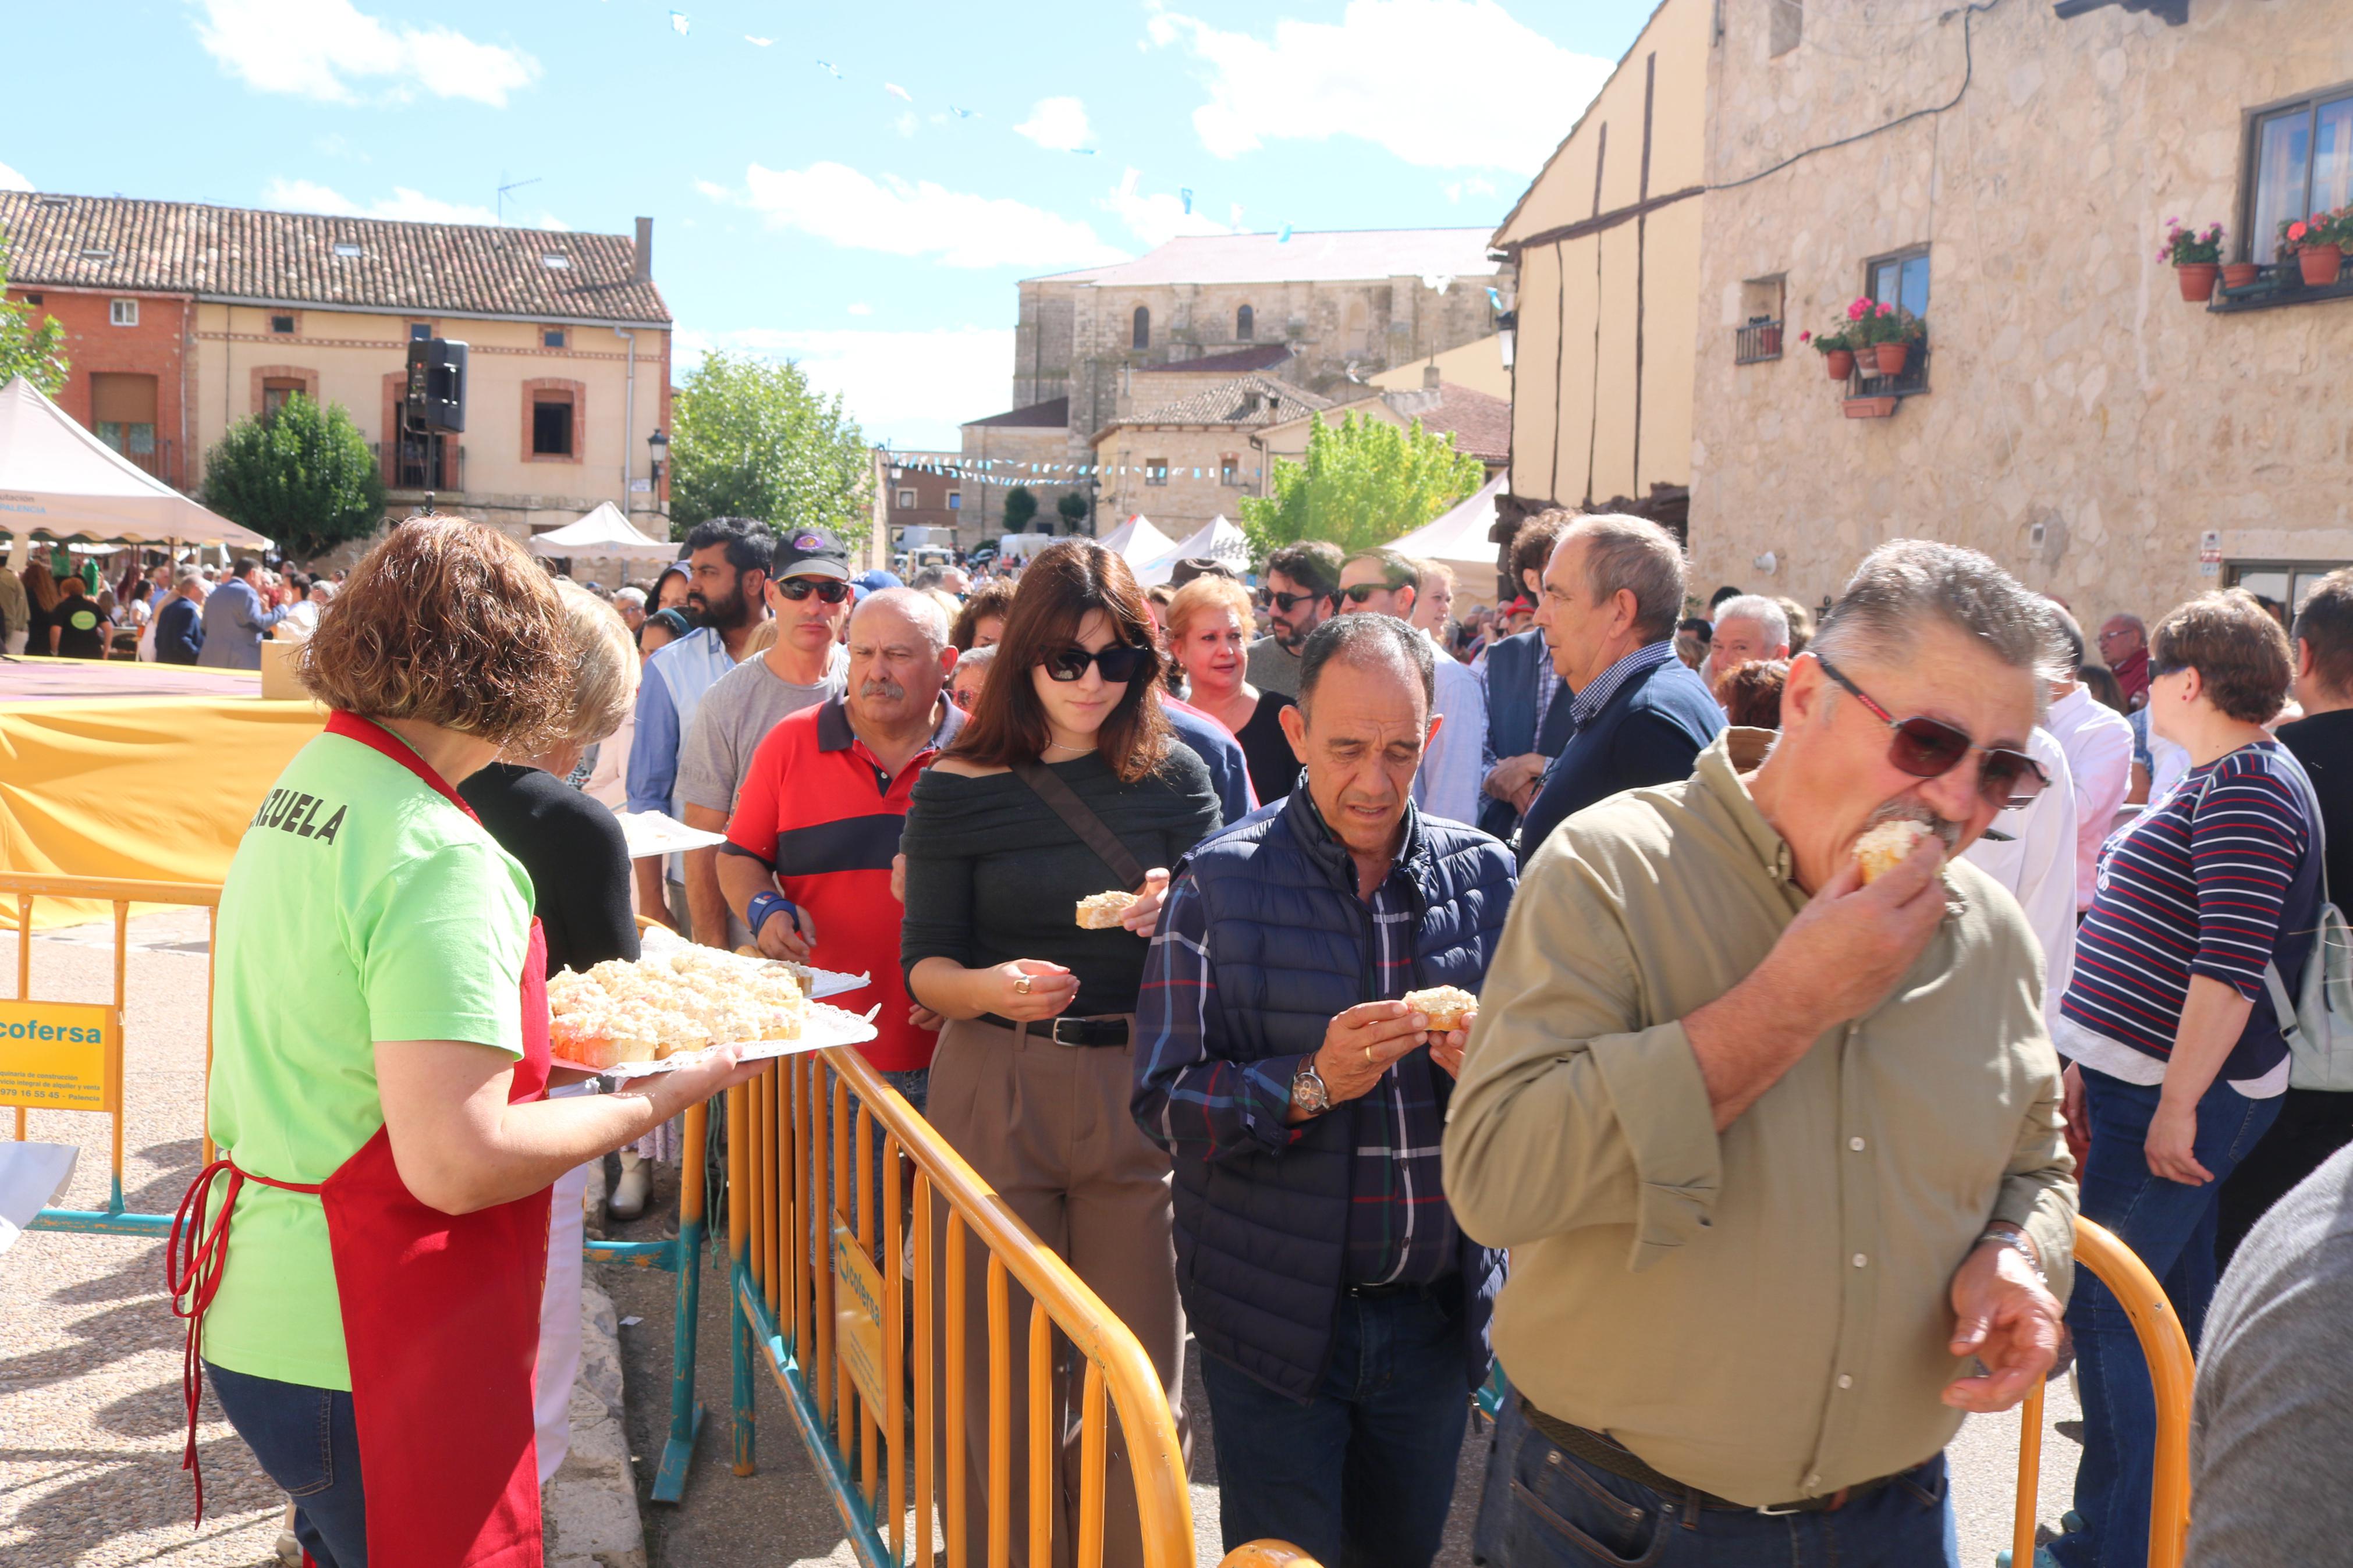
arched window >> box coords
[1236,304,1254,341]
[1131,306,1150,350]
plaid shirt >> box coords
[1140,803,1461,1287]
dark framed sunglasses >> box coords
[1338,583,1394,605]
[1041,643,1151,684]
[777,577,853,603]
[1268,590,1330,613]
[1815,655,2050,809]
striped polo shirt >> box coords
[2056,741,2317,1092]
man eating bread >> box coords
[1133,613,1518,1568]
[1446,539,2077,1567]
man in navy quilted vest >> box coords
[1133,612,1517,1568]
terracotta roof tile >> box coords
[1112,374,1333,432]
[1135,343,1294,375]
[0,191,669,323]
[1415,383,1511,463]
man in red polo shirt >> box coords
[718,587,962,1110]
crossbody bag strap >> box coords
[1009,758,1148,890]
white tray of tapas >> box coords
[546,947,878,1079]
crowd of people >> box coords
[171,503,2353,1568]
[0,546,339,666]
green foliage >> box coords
[1056,490,1089,529]
[1238,412,1485,560]
[0,236,69,396]
[1001,485,1039,533]
[669,351,872,544]
[201,396,386,563]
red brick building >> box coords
[7,283,196,489]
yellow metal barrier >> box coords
[726,1043,1194,1568]
[2013,1216,2195,1568]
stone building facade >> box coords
[1688,0,2353,625]
[1091,374,1332,538]
[1002,230,1511,476]
[956,398,1079,543]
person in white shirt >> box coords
[1336,549,1488,826]
[1961,726,2080,997]
[2045,602,2136,911]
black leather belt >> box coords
[1519,1399,1901,1516]
[979,1014,1133,1047]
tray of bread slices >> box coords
[547,947,878,1079]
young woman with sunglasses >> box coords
[2043,591,2318,1568]
[899,540,1221,1568]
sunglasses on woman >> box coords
[1814,655,2050,809]
[777,578,854,603]
[1041,643,1151,683]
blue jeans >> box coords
[2054,1067,2281,1568]
[1199,1284,1470,1568]
[1470,1397,1956,1568]
[206,1361,368,1568]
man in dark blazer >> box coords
[154,571,207,664]
[1475,512,1578,840]
[1515,514,1724,863]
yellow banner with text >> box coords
[0,1001,120,1112]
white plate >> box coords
[615,809,729,859]
[552,1001,882,1081]
[633,924,870,1000]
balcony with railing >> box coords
[117,438,179,489]
[1734,319,1784,364]
[372,436,465,493]
[1842,342,1930,417]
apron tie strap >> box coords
[166,1156,323,1526]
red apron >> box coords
[171,709,553,1567]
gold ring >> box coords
[1014,976,1032,995]
[1365,1046,1375,1064]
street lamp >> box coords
[648,428,670,488]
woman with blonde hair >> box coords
[1166,573,1298,802]
[171,520,758,1567]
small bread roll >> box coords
[1403,985,1478,1033]
[1076,890,1138,929]
[1854,819,1934,884]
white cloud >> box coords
[1443,175,1499,204]
[0,159,31,193]
[847,303,874,316]
[193,0,540,107]
[672,325,1014,450]
[702,162,1128,271]
[261,176,506,227]
[1146,0,1610,173]
[894,111,920,138]
[1014,97,1094,153]
[1099,168,1232,248]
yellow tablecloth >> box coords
[0,694,324,929]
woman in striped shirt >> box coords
[2047,591,2320,1568]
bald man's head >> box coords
[846,587,954,731]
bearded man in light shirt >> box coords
[1448,540,2076,1567]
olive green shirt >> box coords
[1442,731,2076,1506]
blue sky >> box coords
[3,0,1653,448]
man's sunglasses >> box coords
[1815,655,2050,809]
[778,578,853,603]
[1041,643,1152,683]
[1268,590,1330,613]
[1337,583,1393,605]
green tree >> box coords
[1237,411,1484,560]
[0,236,68,396]
[201,395,386,563]
[1002,485,1039,533]
[1056,490,1089,531]
[669,351,871,543]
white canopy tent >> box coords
[1385,475,1506,604]
[1134,516,1251,588]
[526,502,680,564]
[1095,514,1176,567]
[0,375,270,552]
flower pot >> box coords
[2221,262,2262,290]
[1825,349,1854,381]
[1843,396,1898,419]
[2175,262,2218,303]
[1873,342,1911,376]
[2298,244,2345,287]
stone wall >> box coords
[1689,0,2353,631]
[1093,425,1257,538]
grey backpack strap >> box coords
[1009,759,1148,891]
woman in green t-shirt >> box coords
[171,518,761,1568]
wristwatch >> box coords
[1290,1058,1332,1117]
[1976,1225,2045,1284]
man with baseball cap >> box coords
[676,526,853,951]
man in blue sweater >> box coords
[1134,613,1515,1568]
[154,571,206,664]
[1515,514,1724,862]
